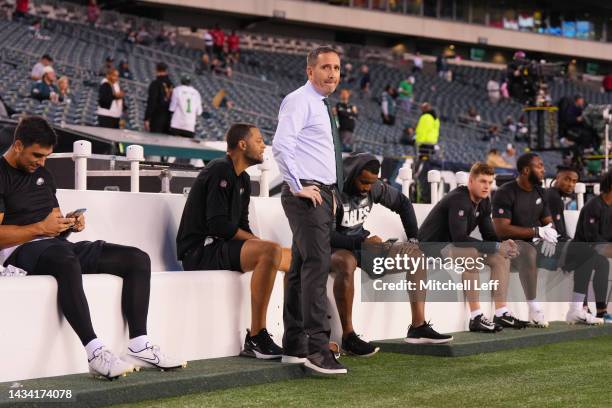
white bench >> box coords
[0,190,603,383]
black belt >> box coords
[299,179,336,191]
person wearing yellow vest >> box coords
[415,102,440,146]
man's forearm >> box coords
[495,224,534,240]
[0,223,42,250]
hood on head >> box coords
[343,152,379,194]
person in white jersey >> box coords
[169,75,202,139]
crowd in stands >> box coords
[0,0,609,184]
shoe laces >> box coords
[255,328,276,348]
[97,348,116,367]
[479,315,494,326]
[146,343,167,360]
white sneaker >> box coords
[125,342,187,371]
[88,347,134,380]
[566,307,604,325]
[528,309,549,328]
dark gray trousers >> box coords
[281,184,334,355]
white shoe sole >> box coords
[566,319,603,326]
[123,354,187,370]
[88,368,131,380]
[239,349,282,360]
[303,359,347,375]
[281,355,307,364]
[404,336,454,344]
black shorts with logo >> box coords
[181,239,245,272]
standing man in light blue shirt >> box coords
[272,46,347,375]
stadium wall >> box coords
[141,0,612,62]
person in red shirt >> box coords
[211,24,225,58]
[87,0,100,26]
[227,30,240,63]
[14,0,29,21]
[603,73,612,94]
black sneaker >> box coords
[404,321,454,344]
[239,328,282,359]
[304,349,347,375]
[469,314,503,333]
[493,312,529,329]
[341,332,379,357]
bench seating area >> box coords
[0,189,605,383]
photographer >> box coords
[561,95,599,151]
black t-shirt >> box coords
[176,155,251,260]
[418,186,498,253]
[0,157,58,226]
[336,102,357,132]
[573,195,612,243]
[492,180,550,229]
[545,187,572,240]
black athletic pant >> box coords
[573,251,609,309]
[30,243,151,346]
[281,182,334,355]
[149,113,171,134]
[97,115,120,129]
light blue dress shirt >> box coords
[272,81,337,193]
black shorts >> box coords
[181,239,245,272]
[4,238,106,274]
[170,128,195,138]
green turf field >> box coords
[118,337,611,408]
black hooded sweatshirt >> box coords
[331,153,418,251]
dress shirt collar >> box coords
[305,80,327,100]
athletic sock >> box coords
[527,300,541,313]
[85,338,105,361]
[128,335,151,352]
[572,292,585,311]
[495,307,509,317]
[470,309,483,320]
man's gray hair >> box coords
[306,46,340,67]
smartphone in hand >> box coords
[59,208,87,239]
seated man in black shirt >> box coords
[492,153,558,328]
[176,123,283,359]
[331,154,452,353]
[0,116,185,380]
[419,162,524,333]
[568,171,612,324]
[545,167,605,324]
[546,166,579,241]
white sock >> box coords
[572,292,586,310]
[470,309,483,319]
[527,300,541,312]
[85,338,105,361]
[128,335,151,352]
[495,307,509,317]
